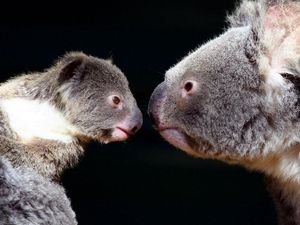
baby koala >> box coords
[0,52,142,224]
[149,0,300,224]
[0,52,142,180]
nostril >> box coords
[131,126,138,134]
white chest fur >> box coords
[0,98,79,144]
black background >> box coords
[0,1,277,225]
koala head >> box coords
[149,0,300,167]
[54,52,143,144]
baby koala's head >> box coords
[54,52,143,144]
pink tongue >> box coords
[160,129,192,152]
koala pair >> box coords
[1,0,300,224]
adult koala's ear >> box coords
[229,0,300,84]
[57,52,87,84]
[227,0,261,28]
[226,0,263,64]
[259,1,300,81]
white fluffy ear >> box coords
[106,55,114,65]
[260,2,300,77]
[227,0,261,28]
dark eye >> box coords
[112,96,121,105]
[182,80,198,97]
[184,81,193,92]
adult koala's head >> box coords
[148,0,300,168]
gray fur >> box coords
[149,0,300,224]
[0,52,142,180]
[0,157,77,225]
[0,52,142,224]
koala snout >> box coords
[119,107,143,135]
[148,81,166,129]
[128,107,143,135]
[111,107,142,142]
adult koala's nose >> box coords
[148,81,166,128]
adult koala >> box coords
[148,0,300,224]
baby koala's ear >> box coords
[57,52,87,84]
[106,55,114,65]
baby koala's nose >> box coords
[128,108,143,135]
[117,107,142,136]
[130,124,139,135]
[111,107,142,142]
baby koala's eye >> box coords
[112,96,121,105]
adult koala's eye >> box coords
[184,81,193,92]
[109,95,122,108]
[182,80,198,97]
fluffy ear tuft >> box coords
[227,0,261,28]
[227,1,265,65]
[262,2,300,65]
[229,1,300,82]
[256,0,300,86]
[106,55,114,64]
[57,52,88,84]
[227,0,299,28]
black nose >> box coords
[148,81,166,128]
[148,105,161,128]
[149,111,156,125]
[130,125,138,134]
[129,107,143,135]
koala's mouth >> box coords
[159,128,200,156]
[112,127,131,141]
[158,127,214,157]
[97,127,131,143]
[98,124,141,143]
